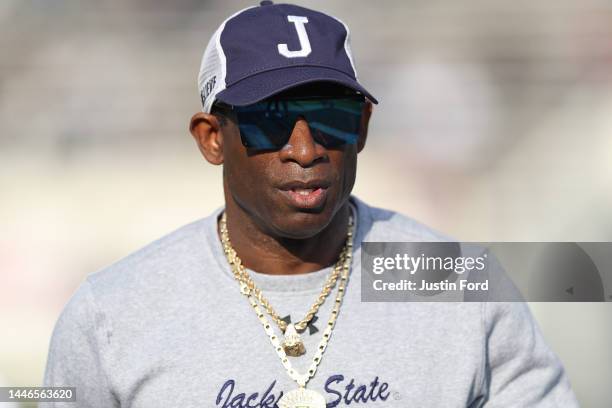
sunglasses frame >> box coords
[212,93,366,151]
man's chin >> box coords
[270,209,335,240]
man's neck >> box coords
[219,202,351,276]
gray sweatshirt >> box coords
[42,196,579,407]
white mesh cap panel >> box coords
[197,6,255,113]
[197,26,225,114]
[331,15,358,80]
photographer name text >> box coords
[373,279,489,291]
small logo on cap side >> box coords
[277,15,311,58]
[201,75,217,105]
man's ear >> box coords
[189,112,223,165]
[357,100,373,153]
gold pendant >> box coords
[282,323,306,357]
[278,387,326,408]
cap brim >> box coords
[215,66,378,106]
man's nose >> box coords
[278,117,327,167]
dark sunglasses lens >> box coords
[305,99,364,147]
[235,98,364,150]
[236,106,294,149]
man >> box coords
[44,2,579,407]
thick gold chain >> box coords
[220,212,350,333]
[219,211,354,387]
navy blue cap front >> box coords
[208,2,378,107]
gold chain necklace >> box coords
[220,211,349,357]
[219,211,354,408]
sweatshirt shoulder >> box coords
[353,197,453,242]
[85,215,212,298]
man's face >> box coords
[193,83,372,239]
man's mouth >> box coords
[278,180,331,209]
[291,187,320,196]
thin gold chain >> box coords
[219,211,354,387]
[220,212,350,333]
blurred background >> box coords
[1,0,611,406]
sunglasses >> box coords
[214,95,366,151]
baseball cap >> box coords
[198,1,378,113]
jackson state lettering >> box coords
[215,375,390,407]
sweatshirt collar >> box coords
[206,198,362,293]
